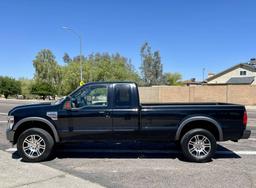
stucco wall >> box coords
[139,85,256,105]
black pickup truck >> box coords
[6,82,251,162]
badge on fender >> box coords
[46,112,58,120]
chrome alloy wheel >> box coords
[22,135,46,158]
[188,135,211,158]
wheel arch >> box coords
[175,116,223,141]
[13,117,60,144]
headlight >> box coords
[7,116,14,129]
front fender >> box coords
[13,117,60,142]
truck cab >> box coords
[58,82,140,141]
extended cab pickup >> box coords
[6,82,251,162]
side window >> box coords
[71,85,108,108]
[114,84,132,107]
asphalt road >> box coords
[0,99,256,188]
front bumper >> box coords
[6,128,15,143]
[241,129,251,139]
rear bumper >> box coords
[6,128,15,143]
[241,129,251,139]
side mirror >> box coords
[63,99,72,110]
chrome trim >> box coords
[7,116,14,129]
[23,134,46,158]
[188,134,211,158]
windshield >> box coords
[53,96,66,105]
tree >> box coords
[31,82,55,100]
[152,51,162,85]
[19,78,34,99]
[61,60,83,95]
[140,42,153,85]
[0,76,21,99]
[63,53,72,64]
[33,49,62,95]
[87,53,140,82]
[73,55,86,63]
[140,42,163,86]
[60,53,141,95]
[163,72,183,85]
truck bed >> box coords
[141,102,242,107]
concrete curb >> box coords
[0,150,104,188]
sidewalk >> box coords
[0,150,104,188]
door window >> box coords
[71,85,108,108]
[114,84,132,108]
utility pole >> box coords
[202,68,205,81]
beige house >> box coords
[207,58,256,85]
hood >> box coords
[8,102,53,116]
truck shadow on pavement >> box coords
[12,141,241,162]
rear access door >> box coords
[111,83,140,140]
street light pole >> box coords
[62,26,83,83]
[79,35,83,82]
[202,68,205,81]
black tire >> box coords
[180,128,216,163]
[17,128,54,162]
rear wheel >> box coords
[17,128,54,162]
[180,128,216,162]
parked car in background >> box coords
[16,95,24,99]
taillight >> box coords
[243,111,248,127]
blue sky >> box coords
[0,0,256,81]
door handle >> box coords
[99,111,111,118]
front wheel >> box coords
[180,128,216,163]
[17,128,54,162]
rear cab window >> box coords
[113,84,133,108]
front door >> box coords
[63,84,112,141]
